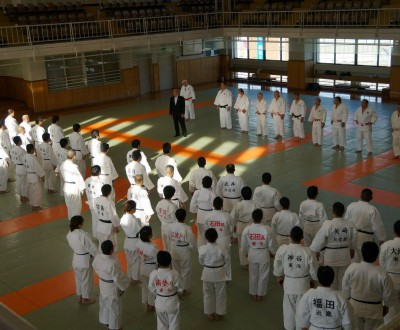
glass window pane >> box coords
[358,44,378,66]
[317,39,335,63]
[379,43,392,67]
[249,37,264,60]
[281,39,289,61]
[265,37,281,60]
[336,39,355,64]
[235,37,248,59]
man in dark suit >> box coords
[170,89,187,137]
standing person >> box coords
[255,92,268,137]
[242,209,278,301]
[234,88,250,134]
[273,226,318,330]
[86,129,101,166]
[23,144,45,210]
[10,136,28,201]
[169,89,187,137]
[331,96,349,151]
[4,109,19,142]
[47,115,64,152]
[120,200,142,285]
[188,156,217,194]
[271,197,300,247]
[92,240,130,330]
[85,165,104,238]
[17,126,29,150]
[93,184,120,247]
[149,251,183,330]
[289,93,306,142]
[299,186,328,247]
[69,124,89,178]
[268,90,286,140]
[190,175,216,247]
[308,97,326,146]
[38,132,58,194]
[126,150,154,192]
[253,172,281,227]
[216,163,245,213]
[310,202,357,290]
[157,165,188,208]
[391,102,400,159]
[354,99,378,156]
[155,142,183,183]
[180,79,196,120]
[55,138,69,197]
[136,226,158,312]
[20,114,32,142]
[127,174,154,226]
[199,228,230,321]
[59,150,86,220]
[0,145,10,193]
[170,209,196,296]
[156,186,178,252]
[126,139,151,173]
[380,220,400,323]
[342,241,395,330]
[296,266,353,330]
[31,117,45,146]
[66,215,98,305]
[345,188,386,262]
[214,82,233,130]
[0,121,12,155]
[93,143,118,201]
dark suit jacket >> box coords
[169,95,185,116]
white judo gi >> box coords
[310,217,357,290]
[391,110,400,158]
[23,153,45,208]
[331,103,349,148]
[47,123,64,152]
[214,88,233,129]
[157,176,188,208]
[234,93,250,132]
[271,210,300,247]
[38,142,57,191]
[216,173,245,212]
[190,187,216,247]
[126,148,151,173]
[180,83,196,120]
[31,124,45,146]
[85,176,104,237]
[242,223,278,297]
[289,98,306,139]
[59,159,86,220]
[120,213,142,281]
[127,185,154,226]
[87,138,101,166]
[299,199,328,247]
[345,200,386,262]
[69,131,89,177]
[342,261,395,330]
[156,198,178,252]
[354,105,378,153]
[66,228,98,299]
[149,268,183,330]
[296,286,353,330]
[273,243,318,330]
[55,147,68,196]
[0,128,12,154]
[308,104,327,145]
[93,195,120,247]
[92,153,118,200]
[126,160,154,191]
[269,96,286,137]
[230,199,257,266]
[170,222,196,291]
[137,240,158,306]
[188,166,217,193]
[5,115,19,142]
[20,121,32,143]
[155,154,182,182]
[10,145,27,198]
[379,237,400,323]
[92,253,130,330]
[255,98,268,136]
[253,184,281,226]
[0,147,10,191]
[198,242,230,316]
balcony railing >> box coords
[0,9,399,48]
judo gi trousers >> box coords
[357,129,373,153]
[249,261,269,296]
[185,101,195,120]
[99,295,122,330]
[15,169,28,197]
[292,117,304,138]
[161,223,173,252]
[355,317,383,330]
[283,293,303,330]
[330,265,348,291]
[74,266,94,299]
[312,121,323,145]
[332,123,346,147]
[219,108,232,129]
[203,281,226,315]
[277,234,291,247]
[172,258,191,290]
[197,223,207,248]
[125,249,140,281]
[64,193,82,220]
[0,167,8,191]
[393,130,400,157]
[238,111,249,132]
[141,274,156,306]
[272,114,284,136]
[256,115,268,136]
[42,161,56,190]
[156,309,180,330]
[28,182,42,207]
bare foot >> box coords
[214,314,224,321]
[130,279,142,285]
[80,298,96,304]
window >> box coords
[233,37,288,61]
[85,52,121,87]
[357,39,378,66]
[336,39,355,65]
[234,37,248,59]
[317,39,335,63]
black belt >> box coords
[310,323,340,329]
[306,219,320,222]
[261,206,274,209]
[205,264,224,268]
[285,274,309,278]
[223,196,241,200]
[157,292,177,297]
[100,278,114,283]
[278,233,290,237]
[145,262,156,265]
[136,208,144,211]
[176,243,189,247]
[27,171,35,174]
[172,198,179,201]
[43,159,50,160]
[127,236,138,239]
[75,149,81,151]
[351,297,381,305]
[75,252,89,255]
[325,246,349,250]
[357,229,373,235]
[101,174,109,176]
[219,105,228,108]
[65,181,76,184]
[238,220,250,223]
[17,164,23,165]
[388,271,400,275]
[292,114,302,118]
[99,219,112,223]
[199,207,213,211]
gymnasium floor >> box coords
[0,84,399,329]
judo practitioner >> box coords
[180,79,196,120]
[234,88,250,134]
[188,156,217,194]
[308,97,326,146]
[126,139,151,173]
[157,165,188,208]
[391,103,400,159]
[289,93,306,142]
[126,149,154,192]
[55,138,68,197]
[214,82,233,130]
[38,132,58,194]
[155,142,182,182]
[47,115,64,152]
[354,99,378,156]
[93,143,118,201]
[10,136,28,201]
[268,90,286,139]
[0,145,10,193]
[69,123,89,177]
[330,96,349,151]
[85,165,104,237]
[31,117,45,146]
[23,144,45,210]
[254,92,268,137]
[5,109,19,142]
[127,174,154,226]
[87,129,101,166]
[156,186,178,252]
[271,197,300,247]
[216,163,245,213]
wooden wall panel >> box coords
[390,66,400,100]
[176,56,220,85]
[220,55,230,82]
[288,59,313,91]
[153,63,160,92]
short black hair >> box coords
[91,165,101,176]
[163,185,176,199]
[72,123,80,132]
[123,200,136,213]
[198,157,206,167]
[59,138,68,148]
[139,226,152,242]
[226,163,235,173]
[307,186,318,199]
[334,96,342,103]
[42,132,50,142]
[241,186,252,200]
[175,208,186,222]
[70,215,84,232]
[213,196,223,210]
[202,175,212,189]
[35,117,43,124]
[252,209,263,223]
[91,129,99,139]
[101,240,114,255]
[101,184,112,196]
[132,150,141,161]
[157,251,172,267]
[361,241,379,263]
[100,143,109,153]
[280,197,290,209]
[51,115,60,123]
[162,142,171,154]
[332,202,345,218]
[361,188,373,202]
[13,136,22,145]
[394,220,400,237]
[131,139,140,148]
[26,144,35,153]
[290,226,303,243]
[317,266,335,287]
[262,172,271,184]
[205,228,218,243]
